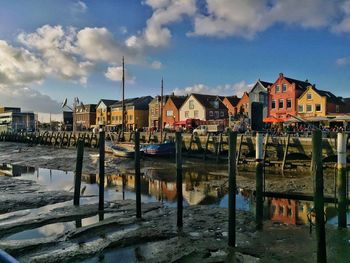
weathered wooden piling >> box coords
[337,132,347,228]
[99,130,105,212]
[255,132,264,230]
[176,132,183,228]
[312,130,327,263]
[135,131,141,219]
[282,133,291,171]
[74,138,84,206]
[228,131,237,247]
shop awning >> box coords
[263,116,285,123]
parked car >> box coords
[193,124,223,136]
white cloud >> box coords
[104,66,135,83]
[173,81,252,97]
[151,60,162,69]
[0,40,47,86]
[336,57,350,66]
[72,1,87,13]
[0,86,61,113]
[127,0,196,48]
[191,0,341,38]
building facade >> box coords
[111,96,153,131]
[179,94,228,121]
[297,86,345,118]
[148,96,169,130]
[162,95,187,129]
[96,99,118,127]
[248,80,272,119]
[268,73,311,119]
[0,108,35,132]
[222,96,240,116]
[74,104,96,130]
[235,92,250,117]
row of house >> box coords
[69,72,349,131]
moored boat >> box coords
[141,141,175,156]
[105,141,135,158]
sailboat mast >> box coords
[121,56,125,138]
[160,78,164,141]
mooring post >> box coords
[255,132,264,230]
[228,131,237,247]
[176,132,183,228]
[74,138,84,206]
[135,130,141,219]
[312,130,327,263]
[337,132,347,228]
[282,133,291,171]
[99,129,105,212]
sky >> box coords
[1,0,350,118]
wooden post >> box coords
[216,133,223,163]
[236,134,243,166]
[337,132,347,228]
[228,131,237,247]
[203,133,211,160]
[255,132,264,230]
[135,131,141,219]
[263,132,269,162]
[99,130,105,212]
[312,130,327,263]
[74,138,84,206]
[176,132,183,228]
[282,134,291,171]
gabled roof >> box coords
[190,93,227,110]
[169,95,187,109]
[313,87,344,105]
[97,99,119,108]
[224,96,240,107]
[259,80,273,88]
[111,96,153,110]
[284,77,311,91]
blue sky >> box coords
[1,0,350,116]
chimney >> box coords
[171,92,175,96]
[305,79,309,83]
[279,72,284,78]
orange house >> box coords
[235,92,249,117]
[162,95,187,128]
[222,96,240,116]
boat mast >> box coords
[160,77,164,141]
[121,56,125,140]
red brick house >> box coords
[222,96,240,116]
[162,95,187,129]
[268,73,312,119]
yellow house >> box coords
[297,85,345,118]
[96,99,118,127]
[110,96,153,131]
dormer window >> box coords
[307,93,312,100]
[189,100,194,109]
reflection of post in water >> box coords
[122,174,126,201]
[255,132,264,231]
[228,131,237,248]
[75,218,82,228]
[49,169,52,182]
[135,131,141,218]
[176,132,183,228]
[311,130,326,263]
[337,132,347,228]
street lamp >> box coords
[62,97,84,133]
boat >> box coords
[141,140,175,156]
[105,141,135,158]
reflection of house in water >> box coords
[149,180,177,202]
[0,164,35,177]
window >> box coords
[307,93,312,100]
[271,100,276,109]
[306,104,312,112]
[282,84,287,92]
[336,105,340,113]
[194,110,198,118]
[214,111,219,118]
[298,105,304,112]
[166,110,173,117]
[315,104,321,112]
[220,111,224,117]
[209,111,213,117]
[276,85,280,93]
[185,111,189,118]
[278,99,284,109]
[286,99,292,108]
[189,100,194,109]
[129,115,133,121]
